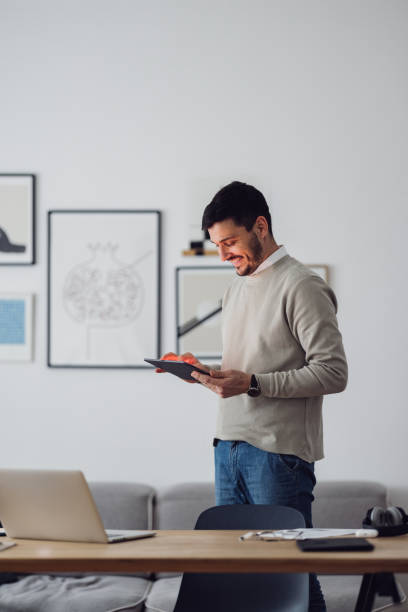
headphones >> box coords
[363,506,408,536]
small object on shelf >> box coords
[183,228,218,256]
[189,241,204,255]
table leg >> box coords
[355,574,376,612]
[354,573,403,612]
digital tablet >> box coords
[144,358,209,382]
[296,538,374,552]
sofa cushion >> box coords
[144,576,182,612]
[155,481,387,531]
[0,575,152,612]
[313,481,388,528]
[154,483,215,530]
[89,482,155,530]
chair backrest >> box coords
[174,504,309,612]
[195,503,305,530]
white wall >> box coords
[0,0,407,502]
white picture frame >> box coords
[0,174,36,265]
[176,266,235,360]
[48,210,161,368]
[0,293,33,361]
[307,264,329,283]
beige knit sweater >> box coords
[216,255,348,462]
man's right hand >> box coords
[155,352,210,382]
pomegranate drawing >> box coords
[63,243,151,359]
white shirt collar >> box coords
[250,246,288,277]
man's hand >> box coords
[155,352,210,383]
[191,369,251,398]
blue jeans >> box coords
[214,440,326,612]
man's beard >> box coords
[236,232,264,276]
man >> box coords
[159,181,347,611]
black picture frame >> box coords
[0,174,36,265]
[48,209,161,369]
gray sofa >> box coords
[0,480,398,612]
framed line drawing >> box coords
[176,266,235,360]
[0,293,33,361]
[0,174,36,265]
[48,210,161,368]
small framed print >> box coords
[307,264,329,283]
[0,293,33,361]
[48,210,161,368]
[176,266,235,360]
[0,174,36,265]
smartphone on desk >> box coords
[297,538,374,552]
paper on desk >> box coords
[0,542,16,552]
[256,529,358,540]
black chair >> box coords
[173,504,309,612]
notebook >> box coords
[0,468,156,544]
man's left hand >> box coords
[191,369,251,398]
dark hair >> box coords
[201,181,273,235]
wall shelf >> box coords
[182,249,218,256]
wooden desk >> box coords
[0,531,407,575]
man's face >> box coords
[208,218,264,276]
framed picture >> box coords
[0,174,36,265]
[307,264,329,283]
[0,293,33,361]
[176,266,235,360]
[48,210,161,368]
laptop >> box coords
[0,468,156,544]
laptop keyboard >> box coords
[105,529,156,543]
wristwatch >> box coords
[247,374,261,398]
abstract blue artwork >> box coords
[0,299,25,344]
[0,294,32,361]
